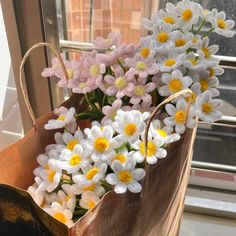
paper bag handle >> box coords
[19,42,69,130]
[144,89,193,158]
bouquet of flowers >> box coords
[28,0,235,227]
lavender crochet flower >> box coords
[125,54,158,78]
[104,69,135,98]
[129,77,156,104]
[92,32,121,49]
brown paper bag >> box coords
[0,43,196,236]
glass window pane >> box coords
[64,0,158,43]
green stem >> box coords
[195,19,206,35]
[74,209,88,215]
[202,27,214,38]
[116,59,126,71]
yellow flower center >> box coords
[134,85,145,96]
[200,80,209,91]
[164,16,175,24]
[66,140,79,151]
[208,68,215,78]
[124,123,137,136]
[118,170,133,183]
[69,154,81,166]
[188,58,197,65]
[66,69,74,79]
[182,9,193,21]
[192,37,198,44]
[156,32,169,43]
[175,38,186,47]
[185,93,197,103]
[140,141,157,156]
[94,137,109,152]
[202,47,210,58]
[135,61,147,70]
[79,82,87,89]
[175,110,186,124]
[164,58,176,67]
[83,184,96,191]
[65,195,71,202]
[140,48,150,58]
[57,115,66,121]
[115,76,127,89]
[89,64,100,77]
[202,103,212,114]
[168,79,182,93]
[85,168,99,180]
[53,212,67,224]
[217,19,226,29]
[45,163,49,170]
[114,154,126,163]
[157,129,168,137]
[48,170,56,182]
[88,200,96,209]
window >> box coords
[0,3,23,150]
[42,0,236,190]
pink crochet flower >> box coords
[42,56,80,88]
[104,69,135,98]
[125,54,158,78]
[101,99,123,124]
[129,77,156,104]
[92,32,121,49]
[81,52,106,88]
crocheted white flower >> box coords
[106,159,145,194]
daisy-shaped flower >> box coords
[84,126,118,162]
[172,30,193,52]
[125,54,158,78]
[72,79,97,94]
[210,9,235,38]
[44,202,74,227]
[72,163,107,186]
[44,106,77,133]
[157,52,186,72]
[129,77,156,104]
[197,71,219,97]
[159,69,192,96]
[137,37,155,58]
[92,32,121,49]
[156,3,178,27]
[108,149,134,166]
[104,70,135,98]
[61,130,84,151]
[151,22,174,53]
[36,159,62,193]
[197,37,219,65]
[199,7,214,22]
[58,184,76,212]
[131,100,154,113]
[81,53,106,88]
[79,191,100,210]
[206,65,224,80]
[71,181,105,197]
[106,159,146,194]
[176,0,201,31]
[196,91,222,123]
[183,52,206,71]
[150,119,180,144]
[185,82,201,105]
[132,135,167,164]
[42,56,80,88]
[33,154,50,177]
[164,99,196,134]
[28,176,45,207]
[101,99,123,124]
[112,109,149,143]
[58,144,90,174]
